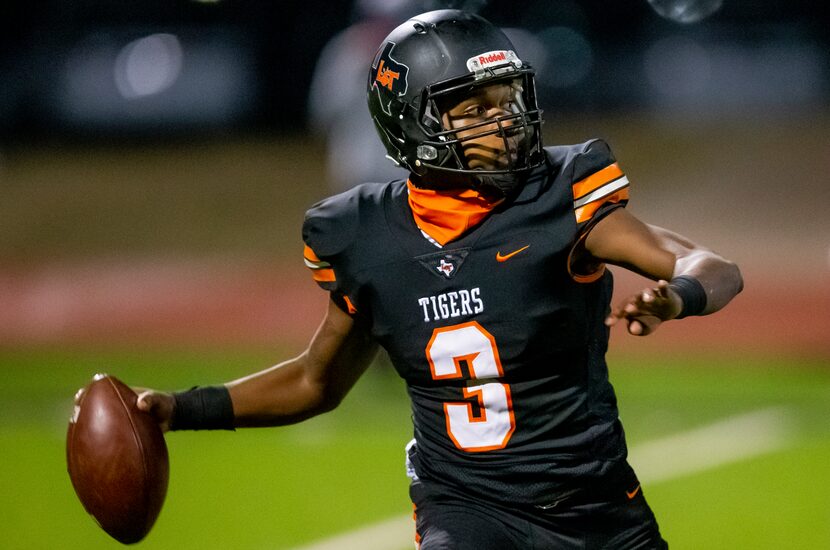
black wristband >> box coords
[669,275,707,319]
[170,385,235,431]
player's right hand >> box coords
[135,390,176,433]
[605,279,682,336]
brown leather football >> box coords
[67,374,169,544]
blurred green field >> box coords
[1,347,828,549]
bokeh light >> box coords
[114,34,183,100]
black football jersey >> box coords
[302,140,631,504]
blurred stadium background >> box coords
[1,0,828,548]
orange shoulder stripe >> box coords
[572,163,624,200]
[303,244,322,263]
[311,268,336,282]
[574,188,629,224]
[303,244,336,282]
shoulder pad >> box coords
[302,182,388,258]
[572,139,616,182]
[544,139,616,182]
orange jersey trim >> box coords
[303,244,321,263]
[566,229,607,284]
[572,162,630,225]
[413,505,422,548]
[311,268,336,282]
[574,187,629,224]
[303,244,337,282]
[342,295,358,314]
[572,163,624,200]
[407,181,502,246]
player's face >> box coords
[440,80,527,171]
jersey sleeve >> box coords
[301,188,363,315]
[568,139,630,282]
[302,244,336,290]
[302,242,358,314]
[303,184,385,317]
[570,139,629,235]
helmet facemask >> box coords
[413,68,544,197]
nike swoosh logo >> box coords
[496,245,530,262]
[626,485,641,500]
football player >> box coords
[130,10,743,549]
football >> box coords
[66,374,169,544]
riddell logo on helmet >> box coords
[466,50,522,72]
[480,52,506,64]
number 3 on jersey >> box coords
[426,321,516,452]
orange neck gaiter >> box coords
[407,180,502,246]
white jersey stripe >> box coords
[304,258,331,269]
[573,175,629,209]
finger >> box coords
[608,289,655,326]
[608,298,640,326]
[605,303,627,325]
[624,302,641,315]
[628,319,644,335]
[633,315,663,336]
[136,391,156,412]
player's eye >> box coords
[463,105,487,118]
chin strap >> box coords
[470,171,529,199]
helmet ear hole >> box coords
[417,145,438,161]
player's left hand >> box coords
[605,280,682,336]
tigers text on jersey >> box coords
[418,287,484,322]
[302,140,630,505]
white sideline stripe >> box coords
[288,514,416,550]
[289,407,794,550]
[630,406,794,484]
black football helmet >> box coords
[367,9,544,195]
